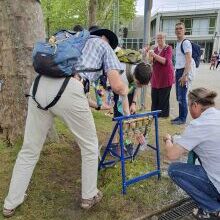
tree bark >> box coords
[88,0,97,27]
[0,0,46,145]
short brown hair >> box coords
[175,22,185,28]
[133,62,152,85]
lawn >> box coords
[0,110,185,220]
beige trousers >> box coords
[4,77,99,209]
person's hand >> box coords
[148,49,155,57]
[136,133,145,145]
[130,103,136,114]
[163,134,172,143]
[101,103,111,110]
[179,74,188,87]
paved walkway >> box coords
[169,63,220,120]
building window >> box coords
[180,18,192,35]
[192,18,209,35]
[209,17,216,34]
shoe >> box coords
[171,119,186,125]
[171,117,179,122]
[124,143,135,157]
[3,193,27,218]
[109,143,119,157]
[3,208,15,218]
[81,190,103,210]
[193,208,220,219]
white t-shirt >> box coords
[175,39,196,83]
[175,107,220,193]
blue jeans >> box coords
[175,68,188,121]
[168,162,220,212]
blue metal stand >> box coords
[98,110,161,194]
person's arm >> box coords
[163,134,188,160]
[129,88,140,114]
[107,69,128,96]
[179,41,192,86]
[150,50,166,64]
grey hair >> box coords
[188,87,217,107]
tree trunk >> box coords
[0,0,46,145]
[88,0,97,27]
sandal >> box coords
[3,208,15,218]
[81,190,103,210]
[193,208,220,220]
[3,193,27,218]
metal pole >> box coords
[140,0,153,110]
[143,0,153,46]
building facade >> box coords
[122,8,220,62]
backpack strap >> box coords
[180,39,190,55]
[125,63,134,84]
[31,75,71,111]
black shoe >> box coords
[171,117,179,122]
[171,119,186,125]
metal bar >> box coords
[126,170,160,186]
[98,122,119,170]
[112,111,161,121]
[119,119,127,194]
[154,115,161,179]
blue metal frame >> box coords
[99,110,161,194]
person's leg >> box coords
[178,84,188,122]
[52,78,99,200]
[4,98,53,210]
[168,162,220,212]
[151,88,159,112]
[157,86,172,117]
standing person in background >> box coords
[216,52,220,70]
[149,33,174,118]
[210,51,217,70]
[171,22,195,125]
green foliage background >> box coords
[41,0,136,36]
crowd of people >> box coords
[2,21,220,219]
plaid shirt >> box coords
[75,38,122,82]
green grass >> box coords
[0,111,186,220]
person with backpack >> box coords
[171,22,196,125]
[149,32,174,118]
[3,28,129,217]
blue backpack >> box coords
[181,39,201,68]
[32,29,92,77]
[30,30,101,110]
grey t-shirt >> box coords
[176,107,220,193]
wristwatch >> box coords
[95,105,101,110]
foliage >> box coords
[40,0,137,36]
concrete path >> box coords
[169,63,220,120]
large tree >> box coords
[0,0,45,145]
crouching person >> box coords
[164,87,220,219]
[3,28,128,217]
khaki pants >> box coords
[4,77,99,209]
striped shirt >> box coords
[75,37,122,82]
